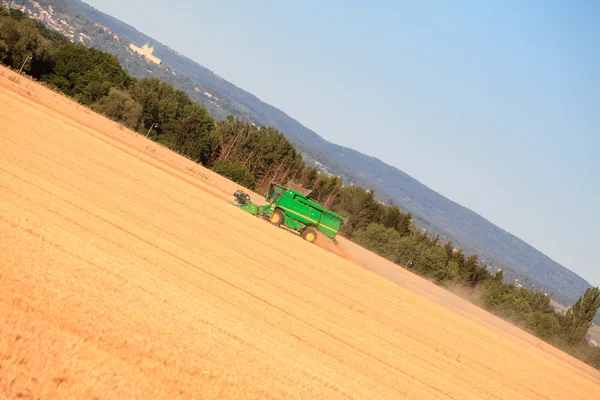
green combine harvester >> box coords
[230,182,346,244]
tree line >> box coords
[2,6,599,368]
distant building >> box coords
[129,43,162,65]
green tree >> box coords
[353,223,401,261]
[493,269,504,283]
[129,77,161,131]
[380,205,403,230]
[560,287,600,345]
[93,88,142,130]
[0,16,50,72]
[396,212,412,236]
[445,260,460,282]
[444,241,454,260]
[533,313,561,340]
[511,296,534,326]
[334,186,381,236]
[42,43,131,104]
[459,255,482,287]
[300,166,318,189]
[211,117,304,190]
[410,245,449,281]
[393,234,423,267]
[212,159,256,190]
[174,102,216,164]
[483,281,518,311]
[9,8,25,20]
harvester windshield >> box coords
[266,183,286,203]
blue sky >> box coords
[87,0,599,286]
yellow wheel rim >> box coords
[306,232,315,242]
[271,213,280,224]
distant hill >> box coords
[10,0,592,304]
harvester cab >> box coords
[265,183,286,204]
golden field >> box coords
[1,66,599,399]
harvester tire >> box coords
[270,209,284,227]
[302,228,318,243]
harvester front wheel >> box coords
[270,209,284,226]
[302,228,318,243]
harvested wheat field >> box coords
[1,66,599,399]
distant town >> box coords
[1,0,168,68]
[1,0,117,46]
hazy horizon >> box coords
[85,0,600,288]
